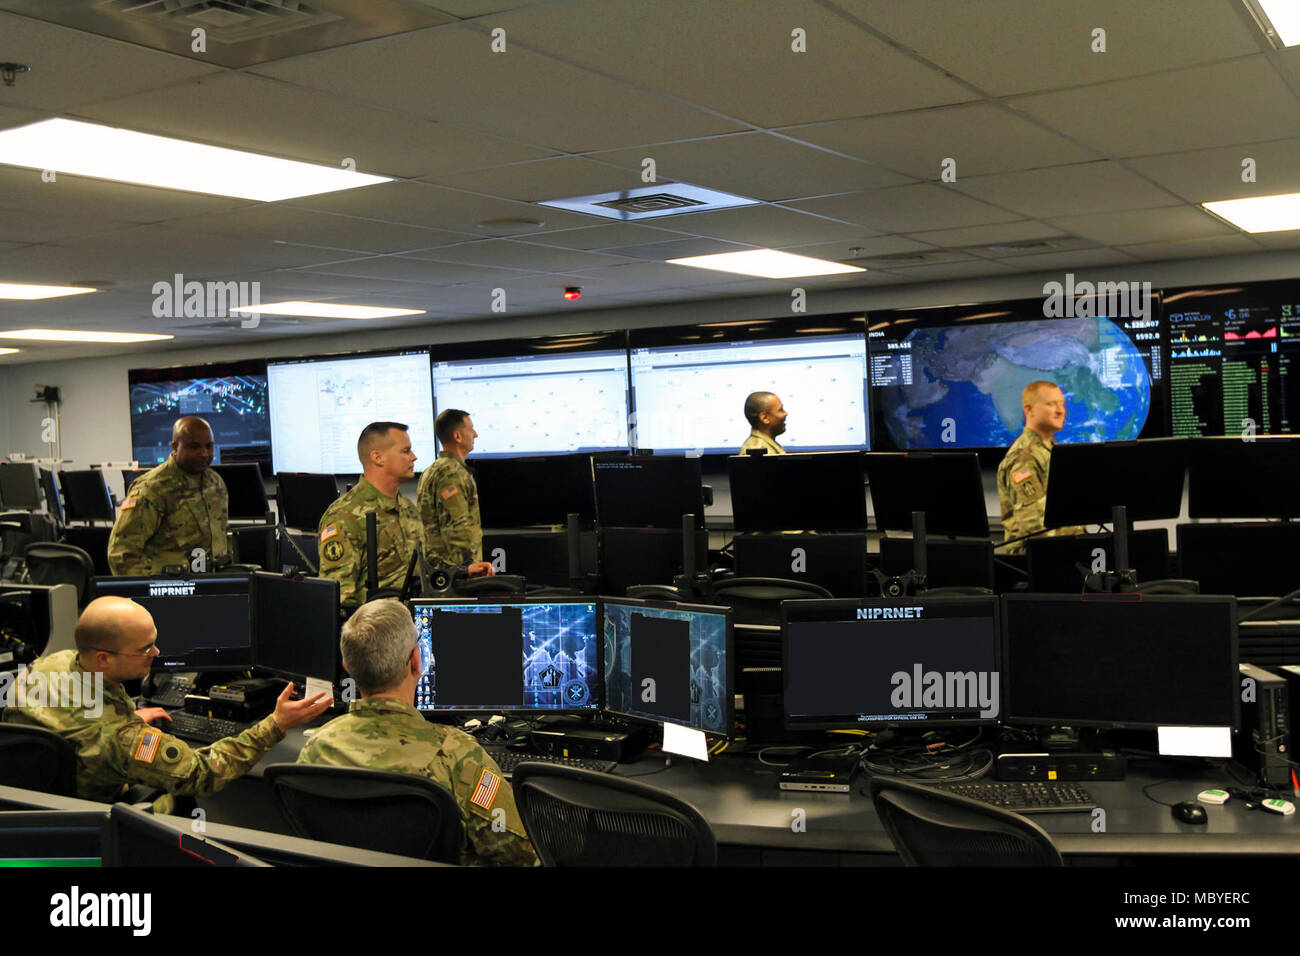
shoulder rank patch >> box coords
[470,768,501,810]
[120,498,138,510]
[134,728,162,764]
[322,539,344,563]
[1012,468,1032,484]
[441,485,459,501]
[320,523,338,542]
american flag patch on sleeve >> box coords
[470,768,501,810]
[134,728,162,764]
[1012,468,1032,484]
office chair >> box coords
[920,586,995,597]
[454,574,527,597]
[22,542,96,609]
[1136,578,1200,595]
[626,584,692,601]
[511,762,716,866]
[708,576,833,626]
[264,764,463,864]
[868,776,1063,867]
[0,723,79,798]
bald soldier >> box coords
[996,381,1087,554]
[738,391,788,456]
[107,416,229,575]
[416,409,493,577]
[299,600,536,865]
[3,597,330,811]
[317,421,423,607]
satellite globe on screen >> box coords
[879,317,1151,449]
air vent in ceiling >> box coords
[96,0,338,42]
[982,240,1062,254]
[539,183,759,221]
[847,250,973,267]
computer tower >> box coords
[1235,663,1291,788]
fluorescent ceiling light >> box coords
[0,329,173,343]
[1202,192,1300,233]
[228,301,426,320]
[1246,0,1300,47]
[0,119,391,201]
[667,249,867,279]
[0,349,19,355]
[0,283,96,300]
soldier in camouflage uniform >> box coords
[2,596,330,810]
[997,381,1087,555]
[318,422,423,607]
[107,416,229,575]
[298,600,536,866]
[738,391,788,455]
[416,409,494,577]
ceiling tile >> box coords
[905,220,1069,248]
[425,156,645,202]
[175,206,471,255]
[949,161,1179,218]
[519,223,694,250]
[990,247,1141,272]
[787,183,1022,232]
[1126,138,1300,204]
[782,235,935,258]
[405,239,634,273]
[657,204,868,246]
[1119,235,1263,260]
[1045,205,1234,245]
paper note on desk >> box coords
[305,677,334,703]
[662,722,709,761]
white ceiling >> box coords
[0,0,1293,362]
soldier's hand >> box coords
[135,707,172,725]
[272,683,333,732]
[468,561,495,578]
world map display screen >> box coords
[868,305,1165,450]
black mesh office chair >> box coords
[454,574,527,597]
[22,541,96,609]
[0,723,79,797]
[512,762,716,866]
[868,776,1063,866]
[626,584,692,601]
[264,764,463,863]
[708,576,833,626]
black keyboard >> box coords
[940,780,1096,813]
[486,750,617,778]
[166,712,255,745]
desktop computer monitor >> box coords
[38,469,62,524]
[594,456,705,529]
[472,454,598,528]
[102,804,267,866]
[602,597,732,736]
[58,470,115,522]
[728,452,867,532]
[1002,594,1238,730]
[409,599,601,712]
[252,572,340,685]
[276,473,339,531]
[782,597,1001,730]
[0,463,42,511]
[91,575,254,672]
[212,463,270,521]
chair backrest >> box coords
[0,723,79,797]
[626,584,691,601]
[23,542,96,608]
[868,776,1062,866]
[454,574,527,597]
[263,763,463,863]
[709,576,833,626]
[511,762,716,866]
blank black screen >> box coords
[428,606,523,707]
[630,614,690,722]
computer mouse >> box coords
[1172,801,1207,825]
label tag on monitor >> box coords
[305,677,334,703]
[1157,725,1231,758]
[661,722,709,761]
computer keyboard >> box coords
[485,749,617,778]
[165,712,255,745]
[939,780,1097,813]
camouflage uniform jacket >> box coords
[2,649,283,808]
[298,697,538,866]
[996,428,1084,554]
[107,455,229,575]
[317,476,421,606]
[415,452,482,566]
[738,429,786,456]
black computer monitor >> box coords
[1187,436,1300,519]
[409,599,601,712]
[1002,594,1238,729]
[1177,523,1300,597]
[121,469,148,494]
[101,804,267,866]
[91,575,254,672]
[37,469,62,524]
[782,596,1001,730]
[276,473,339,531]
[602,597,732,736]
[728,452,866,532]
[1043,439,1189,528]
[212,463,271,521]
[594,456,705,529]
[471,454,598,528]
[0,810,103,867]
[733,532,868,597]
[879,537,995,591]
[865,451,989,537]
[599,528,708,596]
[0,463,42,511]
[252,572,340,684]
[58,470,115,522]
[1026,528,1169,592]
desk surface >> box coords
[229,729,1300,860]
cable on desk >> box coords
[1140,778,1183,807]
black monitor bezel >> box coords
[250,571,341,686]
[781,595,1002,731]
[211,462,271,522]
